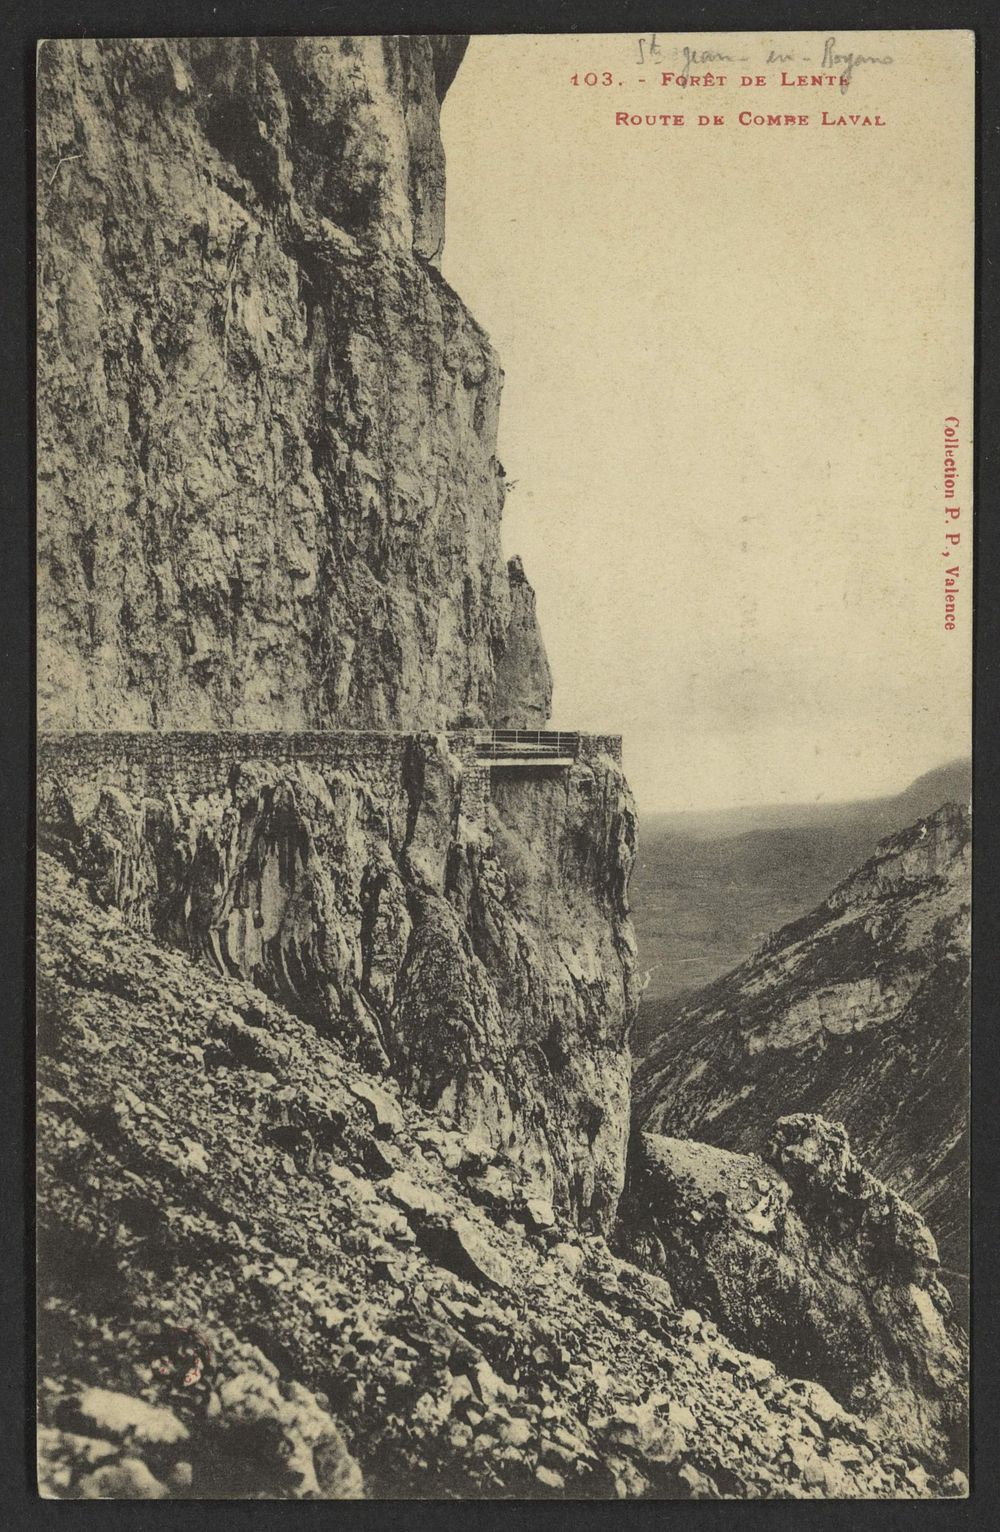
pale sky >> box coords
[440,32,973,812]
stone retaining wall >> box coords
[37,729,622,828]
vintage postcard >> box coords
[36,32,972,1499]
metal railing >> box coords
[475,729,580,761]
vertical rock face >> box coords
[37,36,545,732]
[45,739,638,1231]
[493,558,553,728]
[34,38,971,1498]
[36,34,634,1232]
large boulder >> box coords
[616,1117,967,1469]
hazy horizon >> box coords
[440,35,972,814]
[640,752,970,821]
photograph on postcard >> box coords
[35,32,971,1499]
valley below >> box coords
[33,33,970,1503]
[631,759,971,1039]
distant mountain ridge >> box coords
[632,802,971,1273]
[643,760,971,842]
[630,759,970,1031]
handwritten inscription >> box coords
[821,36,894,88]
[681,44,747,74]
[625,34,892,92]
[572,34,897,126]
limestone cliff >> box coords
[36,32,635,1236]
[633,804,970,1271]
[37,36,544,733]
[33,34,969,1501]
[40,734,638,1233]
[493,558,553,729]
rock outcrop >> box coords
[40,736,638,1233]
[36,29,633,1256]
[617,1121,966,1472]
[37,36,545,733]
[493,557,553,729]
[34,33,969,1500]
[633,805,971,1272]
[36,856,967,1499]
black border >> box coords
[2,3,997,1527]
